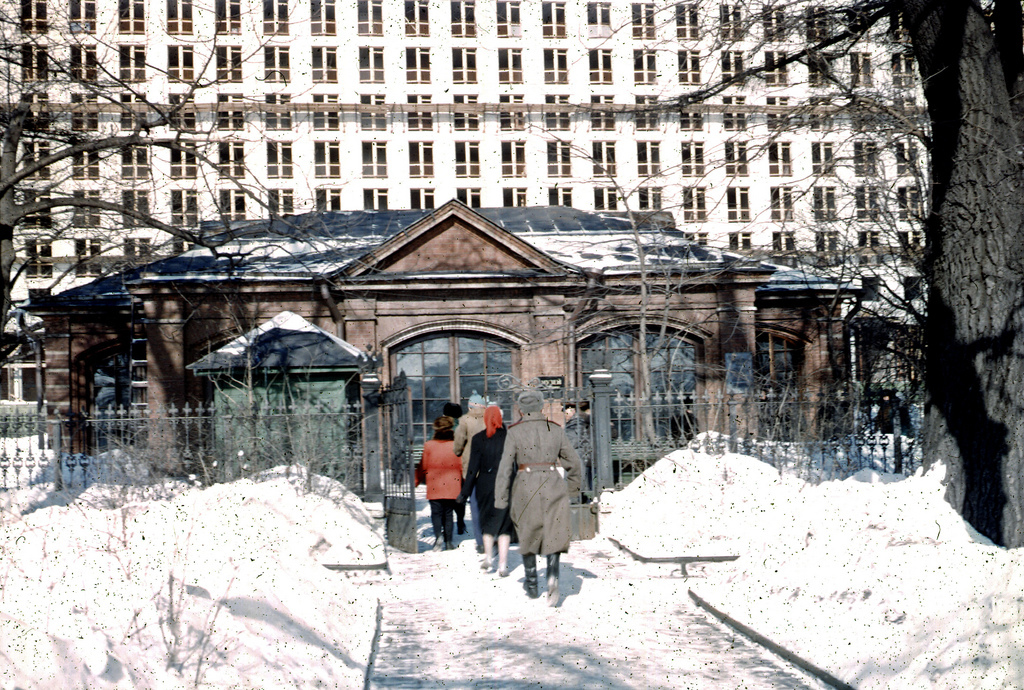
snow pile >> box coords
[0,467,384,689]
[601,450,1023,689]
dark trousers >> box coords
[430,499,457,542]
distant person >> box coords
[458,404,515,577]
[443,401,467,535]
[453,393,487,554]
[417,415,462,551]
[495,390,581,606]
[563,401,592,496]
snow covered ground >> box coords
[1,449,1021,688]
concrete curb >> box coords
[687,589,856,690]
[363,599,384,690]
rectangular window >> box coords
[679,110,703,131]
[70,46,97,82]
[682,187,706,221]
[594,187,617,211]
[813,187,837,221]
[217,141,244,178]
[264,47,290,82]
[856,186,880,221]
[770,187,794,221]
[359,47,385,83]
[499,48,523,84]
[362,141,387,178]
[589,49,612,84]
[545,95,571,130]
[681,142,704,176]
[25,241,53,278]
[21,0,47,32]
[267,141,292,178]
[24,142,50,179]
[264,0,287,34]
[314,142,341,177]
[456,188,480,208]
[634,96,659,131]
[766,96,789,130]
[409,142,434,177]
[634,50,656,85]
[455,141,480,177]
[313,94,339,130]
[544,49,569,84]
[122,190,150,227]
[592,141,616,177]
[170,190,198,226]
[501,141,526,178]
[854,140,878,176]
[313,47,338,83]
[217,190,245,221]
[765,51,787,86]
[167,0,192,33]
[264,94,292,130]
[728,232,752,250]
[453,94,479,131]
[637,187,661,210]
[773,231,796,252]
[74,239,102,276]
[632,3,655,39]
[727,187,749,222]
[21,45,47,81]
[118,45,145,82]
[724,141,747,176]
[499,94,524,131]
[122,145,150,179]
[721,50,743,81]
[311,0,336,35]
[168,46,194,81]
[896,141,917,176]
[357,0,382,35]
[119,0,144,33]
[591,95,615,130]
[216,46,242,82]
[892,52,915,88]
[169,94,196,130]
[768,142,791,176]
[719,3,743,40]
[215,0,240,34]
[410,188,435,210]
[851,52,872,87]
[542,1,566,38]
[587,1,612,37]
[71,0,97,32]
[897,186,921,220]
[859,229,881,248]
[451,1,476,37]
[453,48,477,84]
[678,50,700,84]
[317,188,343,211]
[811,142,834,174]
[405,0,429,36]
[676,3,698,39]
[816,231,839,253]
[503,188,528,207]
[805,6,828,41]
[722,96,746,131]
[364,188,389,212]
[547,141,571,177]
[549,187,572,206]
[808,53,832,87]
[360,94,385,131]
[762,7,787,41]
[497,1,521,37]
[170,146,197,178]
[120,93,144,130]
[71,94,98,131]
[637,142,660,177]
[406,47,430,84]
[73,151,100,179]
[408,95,433,131]
[269,189,293,216]
[217,94,244,130]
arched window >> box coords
[755,332,803,392]
[578,329,696,395]
[393,333,515,444]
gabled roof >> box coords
[188,311,365,372]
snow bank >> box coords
[601,450,1024,689]
[0,467,384,689]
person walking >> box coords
[443,402,467,535]
[495,390,581,606]
[458,404,514,577]
[563,401,593,499]
[417,415,462,551]
[453,393,487,554]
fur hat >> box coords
[467,392,487,409]
[517,390,544,414]
[442,402,463,418]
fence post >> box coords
[361,373,384,503]
[52,417,63,492]
[893,397,903,474]
[728,397,738,453]
[589,369,613,493]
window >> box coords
[855,186,880,221]
[634,96,659,130]
[721,51,743,81]
[496,1,521,37]
[589,49,613,84]
[632,2,655,39]
[765,51,787,85]
[73,151,100,179]
[122,190,149,227]
[74,238,102,275]
[359,47,385,82]
[215,0,240,34]
[217,189,245,221]
[360,94,386,131]
[265,94,291,130]
[896,141,917,176]
[358,0,382,35]
[122,145,150,179]
[498,49,523,84]
[762,7,787,41]
[314,142,341,177]
[409,142,433,177]
[719,3,743,40]
[898,186,922,221]
[756,333,802,392]
[317,188,343,211]
[588,2,612,37]
[23,142,49,179]
[119,0,144,33]
[313,94,339,130]
[216,46,242,82]
[591,95,615,130]
[217,94,244,130]
[594,187,617,210]
[637,142,660,177]
[772,231,796,252]
[268,189,293,215]
[634,50,657,85]
[217,142,244,178]
[854,141,878,176]
[805,6,828,41]
[455,141,480,177]
[681,142,704,176]
[406,47,430,84]
[851,53,872,87]
[168,46,194,81]
[729,232,752,250]
[676,3,698,39]
[405,0,429,36]
[410,188,435,210]
[120,93,144,130]
[21,45,47,81]
[362,141,387,178]
[542,1,566,38]
[680,110,703,131]
[499,94,524,131]
[264,47,290,82]
[313,47,337,83]
[678,50,700,84]
[547,142,571,177]
[456,188,480,207]
[71,0,96,32]
[451,1,476,37]
[724,141,747,176]
[70,46,97,82]
[549,187,572,206]
[807,52,832,87]
[727,187,750,222]
[858,228,880,248]
[682,187,706,221]
[22,93,50,131]
[768,142,791,176]
[453,94,479,131]
[544,49,569,84]
[816,230,838,252]
[811,142,834,174]
[169,94,196,130]
[170,146,197,178]
[813,186,837,221]
[592,142,616,177]
[766,96,789,130]
[892,52,915,88]
[637,187,662,210]
[501,141,526,178]
[770,186,794,221]
[453,48,477,84]
[722,96,746,131]
[167,0,192,33]
[25,241,53,278]
[72,94,98,131]
[267,142,292,178]
[503,188,527,207]
[545,95,571,130]
[408,95,433,131]
[579,330,696,401]
[170,190,198,226]
[311,0,335,35]
[21,0,47,32]
[264,0,287,33]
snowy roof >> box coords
[757,267,853,296]
[188,311,365,373]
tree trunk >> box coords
[904,0,1024,547]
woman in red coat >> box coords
[418,415,463,551]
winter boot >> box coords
[546,554,561,606]
[432,538,443,552]
[522,554,539,599]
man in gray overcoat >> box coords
[495,389,581,605]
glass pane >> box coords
[457,336,484,353]
[460,375,485,403]
[395,352,423,377]
[459,350,484,373]
[423,353,449,376]
[487,349,512,371]
[422,337,449,353]
[424,375,450,399]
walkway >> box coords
[360,496,830,690]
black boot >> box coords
[546,554,561,606]
[522,554,539,599]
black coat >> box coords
[459,427,515,537]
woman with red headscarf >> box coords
[457,404,514,576]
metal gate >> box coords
[379,373,417,553]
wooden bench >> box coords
[608,538,739,578]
